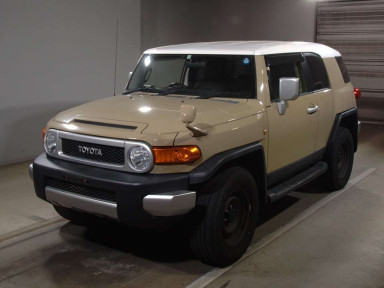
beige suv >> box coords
[30,41,359,267]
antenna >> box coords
[113,19,118,96]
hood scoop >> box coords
[73,119,138,130]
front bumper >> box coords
[31,154,195,228]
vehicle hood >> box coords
[52,93,265,135]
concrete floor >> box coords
[0,123,383,288]
[0,162,58,236]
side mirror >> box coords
[280,77,299,101]
[277,77,300,115]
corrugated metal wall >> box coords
[316,0,384,122]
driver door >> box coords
[265,54,320,182]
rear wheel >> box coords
[324,127,354,191]
[189,167,258,267]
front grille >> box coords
[62,138,124,165]
[46,178,117,203]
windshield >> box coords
[126,54,256,99]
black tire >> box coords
[53,205,93,225]
[189,167,258,267]
[324,127,354,191]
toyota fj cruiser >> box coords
[30,41,359,267]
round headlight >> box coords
[129,146,153,172]
[128,145,152,172]
[44,130,57,154]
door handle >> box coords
[307,105,319,115]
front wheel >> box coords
[189,167,258,267]
[324,127,354,191]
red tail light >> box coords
[354,88,361,99]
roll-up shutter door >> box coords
[316,0,384,122]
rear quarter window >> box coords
[335,56,351,83]
[304,53,330,91]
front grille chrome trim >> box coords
[62,138,125,165]
[46,187,118,219]
[46,129,154,173]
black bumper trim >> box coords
[33,154,189,228]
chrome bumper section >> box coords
[45,186,195,220]
[45,187,118,219]
[143,191,196,216]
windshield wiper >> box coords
[157,83,189,96]
[196,91,224,99]
[197,94,214,99]
[158,88,220,98]
[157,83,222,97]
[197,91,248,99]
[122,86,159,95]
[155,84,247,99]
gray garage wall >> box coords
[0,0,141,165]
[141,0,317,52]
[316,0,384,123]
[141,0,383,123]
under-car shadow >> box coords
[258,195,299,225]
[259,177,330,223]
[57,180,331,265]
[86,223,194,262]
[58,219,194,263]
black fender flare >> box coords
[188,142,267,201]
[327,107,358,152]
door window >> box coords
[265,55,308,102]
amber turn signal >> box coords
[42,127,47,144]
[153,146,201,164]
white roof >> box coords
[144,41,341,58]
